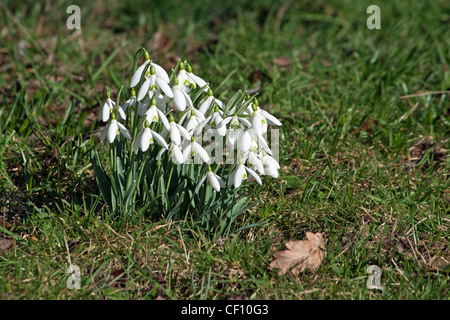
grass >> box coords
[0,0,449,300]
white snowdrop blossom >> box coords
[137,65,173,101]
[206,167,225,192]
[133,120,169,152]
[100,114,132,144]
[172,75,194,112]
[183,137,210,164]
[168,114,191,145]
[261,151,280,178]
[198,88,225,115]
[228,154,262,188]
[121,88,142,114]
[144,97,170,130]
[130,50,170,88]
[156,142,185,164]
[176,61,196,92]
[100,92,126,122]
[200,104,227,136]
[186,63,207,90]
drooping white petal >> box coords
[233,165,246,188]
[140,128,151,152]
[193,141,210,163]
[181,89,193,109]
[117,106,127,121]
[156,77,173,98]
[173,86,186,112]
[259,108,282,126]
[215,173,226,188]
[207,171,221,192]
[264,160,279,178]
[170,123,181,145]
[137,78,151,101]
[263,154,280,170]
[133,132,143,151]
[117,122,132,140]
[249,152,264,174]
[151,130,169,150]
[182,144,192,163]
[157,109,171,130]
[239,117,252,129]
[107,120,118,143]
[100,101,110,122]
[227,129,239,145]
[238,130,252,152]
[188,72,207,88]
[178,124,192,141]
[199,96,214,115]
[252,111,265,137]
[171,144,185,164]
[218,116,233,128]
[151,62,170,83]
[100,123,109,142]
[245,166,262,185]
[130,61,149,88]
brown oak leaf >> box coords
[269,232,326,276]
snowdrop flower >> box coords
[168,114,191,145]
[99,92,126,122]
[144,97,170,130]
[220,114,252,131]
[183,136,210,164]
[121,89,142,114]
[248,149,264,175]
[137,65,173,101]
[133,120,168,152]
[183,110,205,135]
[220,114,251,146]
[200,104,227,136]
[130,50,170,88]
[261,151,280,178]
[204,166,225,192]
[157,142,185,164]
[175,61,207,93]
[172,75,194,112]
[250,99,282,137]
[100,113,132,143]
[186,63,207,90]
[176,61,196,92]
[228,154,262,188]
[198,88,225,115]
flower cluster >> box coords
[98,49,282,192]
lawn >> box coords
[0,0,449,300]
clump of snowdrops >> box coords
[91,48,282,235]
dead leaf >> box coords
[269,232,326,276]
[0,238,15,254]
[273,56,291,67]
[354,118,379,135]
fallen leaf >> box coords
[269,232,326,276]
[354,118,379,135]
[273,56,291,67]
[0,238,15,254]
